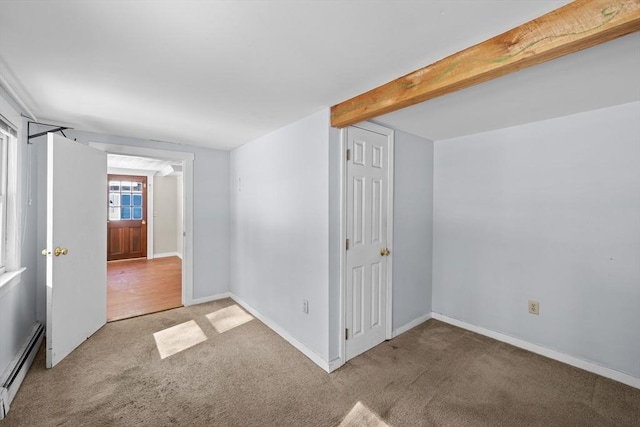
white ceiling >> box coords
[107,154,181,173]
[377,32,640,141]
[1,1,637,150]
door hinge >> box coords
[345,328,349,340]
[346,149,351,161]
[346,238,350,250]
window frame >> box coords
[107,175,147,222]
[0,129,8,274]
[0,113,24,293]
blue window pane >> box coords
[121,194,131,206]
[121,207,131,220]
[132,207,142,220]
[133,194,142,206]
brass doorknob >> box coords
[380,248,390,256]
[54,247,68,256]
[141,219,146,225]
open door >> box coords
[45,133,107,368]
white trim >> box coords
[340,122,395,364]
[147,175,154,259]
[230,293,331,373]
[153,252,180,259]
[2,126,21,273]
[392,312,432,338]
[88,142,194,308]
[0,74,37,121]
[89,143,194,161]
[338,128,347,367]
[106,167,156,176]
[432,312,640,390]
[0,267,26,299]
[328,357,344,373]
[188,292,231,306]
[181,157,194,306]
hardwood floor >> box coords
[107,256,182,322]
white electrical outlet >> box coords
[303,299,309,314]
[528,300,540,315]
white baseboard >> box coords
[328,357,344,373]
[186,292,231,306]
[328,313,433,373]
[393,313,432,338]
[229,294,331,373]
[431,312,640,390]
[153,252,180,259]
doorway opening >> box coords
[106,154,184,321]
[89,142,195,317]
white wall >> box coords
[390,129,434,330]
[230,109,330,362]
[0,92,39,377]
[153,175,178,255]
[432,102,640,379]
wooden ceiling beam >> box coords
[330,0,640,128]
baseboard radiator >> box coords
[0,322,44,420]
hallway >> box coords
[107,256,182,321]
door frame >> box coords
[89,142,195,306]
[339,121,394,365]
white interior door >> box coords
[46,133,107,368]
[345,124,393,361]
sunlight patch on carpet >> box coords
[206,305,254,333]
[153,320,207,359]
[339,401,390,427]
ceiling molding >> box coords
[330,0,640,128]
[0,73,37,121]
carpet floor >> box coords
[3,299,639,426]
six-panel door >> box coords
[345,126,390,361]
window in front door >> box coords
[109,179,144,221]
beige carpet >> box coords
[3,299,639,426]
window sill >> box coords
[0,267,27,299]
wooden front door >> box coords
[107,175,147,261]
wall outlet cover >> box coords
[528,300,540,315]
